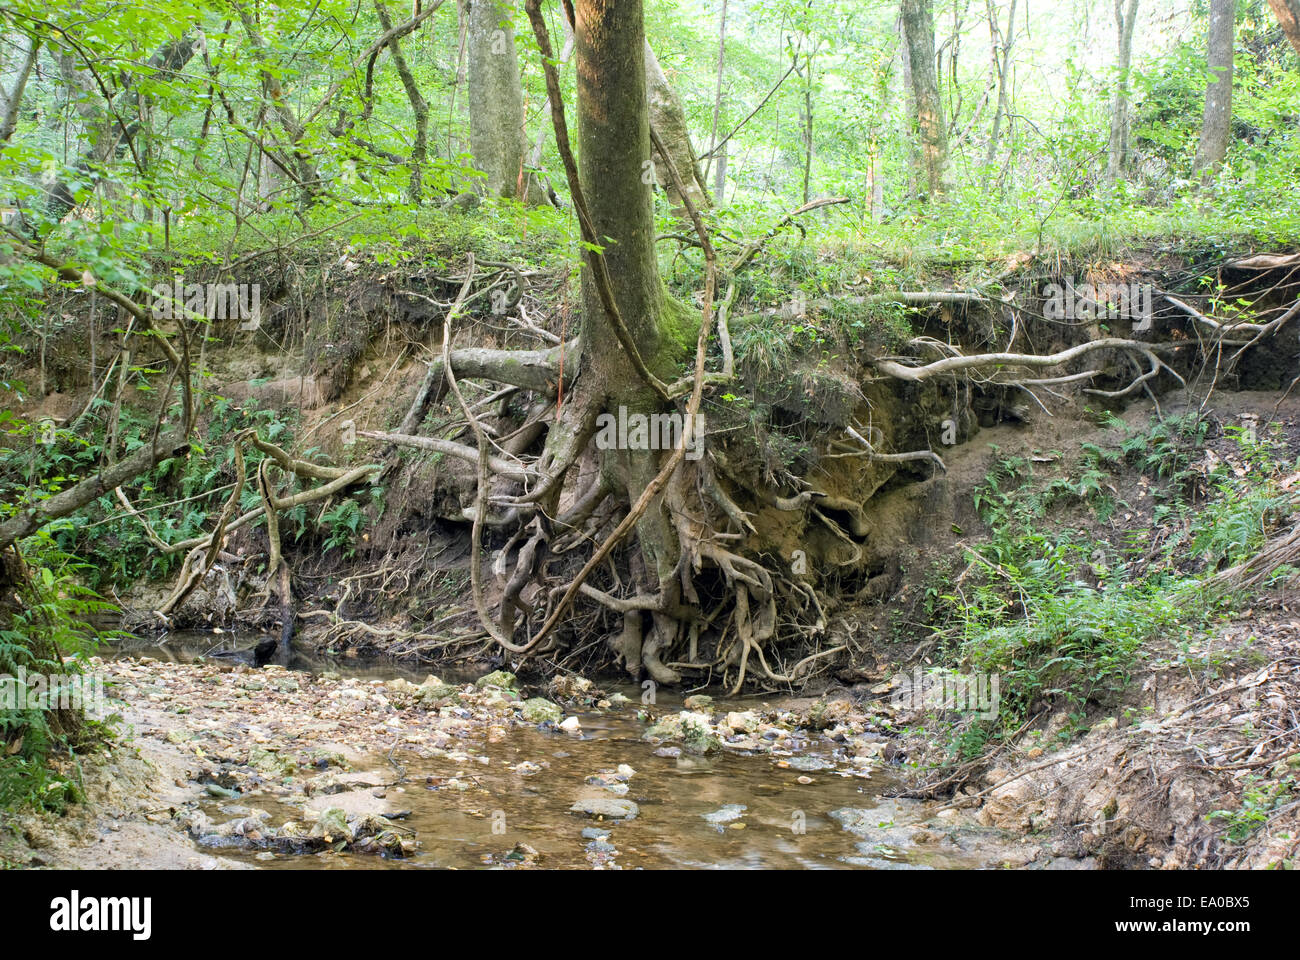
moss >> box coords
[521,698,564,723]
[656,290,700,366]
[475,669,519,692]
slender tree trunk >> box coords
[714,140,728,202]
[896,14,917,197]
[795,48,815,204]
[901,0,947,198]
[1194,0,1236,175]
[1107,0,1140,182]
[870,144,883,221]
[705,0,728,192]
[449,0,469,161]
[982,0,1018,192]
[0,35,40,143]
[237,10,320,202]
[375,2,430,203]
[259,144,285,207]
[466,0,528,198]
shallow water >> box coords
[107,632,1015,870]
[107,631,439,683]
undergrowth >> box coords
[0,533,123,813]
[926,410,1296,762]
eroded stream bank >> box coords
[6,636,1063,870]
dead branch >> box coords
[874,336,1184,383]
[358,430,531,481]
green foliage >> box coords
[929,411,1289,758]
[320,499,367,559]
[1208,774,1296,843]
[0,533,123,813]
[37,394,300,588]
[1118,412,1211,485]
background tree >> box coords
[901,0,947,198]
[1194,0,1237,175]
[1107,0,1140,182]
[706,0,729,200]
[467,0,531,199]
[1267,0,1300,54]
[981,0,1019,193]
[645,40,711,212]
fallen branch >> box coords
[874,337,1182,384]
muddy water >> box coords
[108,634,1013,870]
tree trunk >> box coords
[1107,0,1140,182]
[982,0,1018,192]
[901,0,947,198]
[705,0,728,193]
[1267,0,1300,55]
[577,0,676,398]
[714,141,728,202]
[375,1,430,203]
[644,42,711,212]
[467,0,530,199]
[896,14,917,197]
[449,0,469,160]
[575,0,689,675]
[236,10,320,203]
[1194,0,1236,175]
[799,52,814,204]
[0,35,40,143]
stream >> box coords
[103,634,1030,870]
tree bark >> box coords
[0,35,40,143]
[706,0,728,199]
[1107,0,1140,182]
[896,13,917,197]
[466,0,531,199]
[982,0,1018,192]
[798,51,814,204]
[1267,0,1300,55]
[901,0,947,198]
[575,0,686,600]
[644,41,711,213]
[236,9,321,203]
[1194,0,1236,175]
[375,1,430,203]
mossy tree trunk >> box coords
[574,0,693,680]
